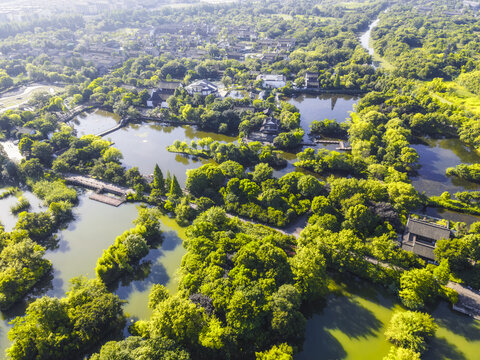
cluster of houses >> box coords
[146,79,220,108]
[144,23,297,64]
[1,17,300,77]
[0,0,142,23]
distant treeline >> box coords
[0,15,84,39]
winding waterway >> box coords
[359,18,379,57]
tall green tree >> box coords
[168,175,183,198]
[384,311,436,353]
[153,164,165,193]
[165,171,172,193]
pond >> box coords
[270,94,360,178]
[45,192,187,321]
[71,108,120,137]
[72,98,359,184]
[296,277,480,360]
[287,93,359,134]
[0,188,43,231]
[0,188,44,356]
[0,192,188,356]
[119,215,186,322]
[412,138,480,197]
[422,207,480,227]
[72,110,238,185]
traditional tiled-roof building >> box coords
[401,216,451,262]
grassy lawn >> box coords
[371,52,395,71]
[433,81,480,115]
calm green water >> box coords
[0,189,45,357]
[297,278,480,360]
[0,192,187,357]
[44,192,140,297]
[71,108,120,137]
[120,215,187,321]
[287,94,359,133]
[423,207,480,226]
[107,123,237,185]
[0,189,43,231]
[412,138,480,196]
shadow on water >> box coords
[54,236,71,253]
[113,229,183,300]
[296,324,347,360]
[412,137,480,196]
[161,229,183,251]
[174,153,193,165]
[424,337,467,360]
[323,295,383,339]
[433,303,480,342]
[297,294,383,360]
[46,268,65,297]
[411,144,444,182]
[28,269,55,298]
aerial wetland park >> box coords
[0,0,480,359]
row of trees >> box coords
[168,138,287,168]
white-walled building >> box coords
[256,74,286,89]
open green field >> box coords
[432,81,480,115]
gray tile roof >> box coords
[401,217,451,261]
[402,241,435,260]
[405,218,451,241]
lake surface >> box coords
[423,207,480,227]
[71,108,120,137]
[412,138,480,196]
[287,94,359,134]
[73,98,359,185]
[72,110,238,185]
[297,277,480,360]
[0,188,44,231]
[119,215,186,321]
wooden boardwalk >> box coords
[336,141,352,151]
[315,139,341,144]
[65,175,134,206]
[314,139,351,151]
[89,193,125,207]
